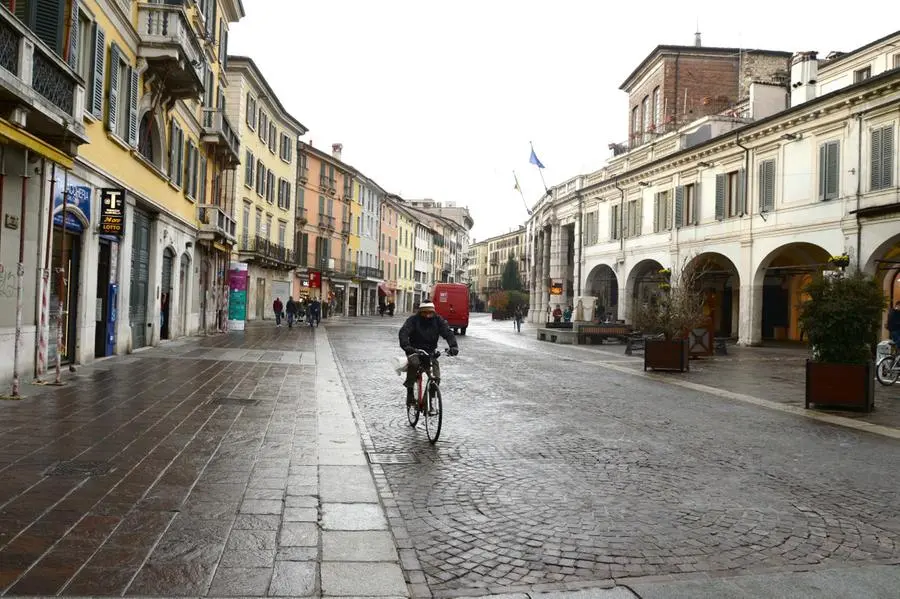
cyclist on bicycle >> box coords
[399,301,459,406]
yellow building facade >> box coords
[38,0,245,380]
[225,56,306,323]
[395,204,417,313]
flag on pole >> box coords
[513,171,522,192]
[529,147,545,169]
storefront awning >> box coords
[0,118,74,169]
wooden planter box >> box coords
[805,360,874,412]
[644,338,690,372]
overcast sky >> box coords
[229,0,895,242]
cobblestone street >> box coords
[329,314,900,596]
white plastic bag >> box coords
[392,355,409,375]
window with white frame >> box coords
[894,54,900,69]
[280,133,292,162]
[278,221,286,247]
[268,123,277,153]
[107,42,138,145]
[168,121,184,187]
[583,211,598,245]
[870,124,895,191]
[246,94,257,129]
[277,179,292,211]
[715,170,745,219]
[819,140,841,201]
[266,171,275,204]
[184,141,198,199]
[255,161,265,196]
[653,190,671,232]
[625,198,642,238]
[244,151,254,187]
[758,159,776,212]
[609,203,621,240]
[854,66,871,83]
[259,110,268,142]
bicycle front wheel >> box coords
[407,378,421,427]
[424,382,442,444]
[876,356,899,386]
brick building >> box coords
[618,38,791,151]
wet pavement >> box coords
[1,314,899,598]
[0,321,405,597]
[328,314,900,597]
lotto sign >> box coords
[99,188,126,236]
[309,270,322,289]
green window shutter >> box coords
[714,174,725,221]
[826,142,840,200]
[674,185,684,228]
[818,144,827,201]
[34,0,65,56]
[738,168,747,215]
[106,42,120,132]
[198,155,207,203]
[871,127,883,190]
[882,126,894,189]
[765,161,775,212]
[90,26,105,118]
[128,68,139,147]
[168,121,176,179]
[67,0,78,70]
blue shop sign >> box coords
[53,184,92,233]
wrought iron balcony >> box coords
[358,266,384,280]
[342,187,353,202]
[239,235,295,269]
[0,6,88,157]
[201,109,240,167]
[298,166,309,182]
[341,220,351,236]
[317,214,335,231]
[326,178,336,195]
[197,204,236,243]
[296,207,308,225]
[137,2,204,100]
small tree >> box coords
[501,256,523,291]
[632,260,708,340]
[799,269,885,364]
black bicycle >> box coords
[406,348,450,443]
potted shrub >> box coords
[799,269,884,412]
[632,264,706,372]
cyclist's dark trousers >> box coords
[404,355,440,388]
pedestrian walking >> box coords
[273,297,283,327]
[888,301,900,345]
[286,296,297,328]
[514,305,523,333]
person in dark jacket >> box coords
[399,301,458,406]
[888,301,900,345]
[285,297,297,328]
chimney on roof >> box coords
[790,51,818,107]
[332,143,343,161]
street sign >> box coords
[99,188,126,236]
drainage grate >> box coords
[367,452,418,465]
[210,397,260,407]
[45,460,112,477]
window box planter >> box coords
[644,338,690,372]
[805,360,874,412]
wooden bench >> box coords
[576,323,633,345]
[537,328,578,345]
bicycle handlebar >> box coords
[414,347,457,359]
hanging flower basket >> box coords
[828,255,850,269]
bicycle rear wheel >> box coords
[424,382,442,443]
[876,356,899,386]
[407,377,421,427]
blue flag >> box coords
[529,148,545,169]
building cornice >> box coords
[227,56,307,135]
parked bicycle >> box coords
[876,341,899,386]
[406,348,450,443]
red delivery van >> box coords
[433,283,469,335]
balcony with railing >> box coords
[318,176,336,195]
[239,235,295,269]
[317,214,336,231]
[358,266,384,280]
[341,220,351,236]
[296,207,308,225]
[0,6,88,157]
[201,108,240,167]
[197,204,236,243]
[342,185,353,202]
[137,2,204,99]
[298,165,309,183]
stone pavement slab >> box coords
[0,322,408,598]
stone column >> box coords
[738,241,762,345]
[528,225,537,320]
[549,223,569,311]
[541,228,552,322]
